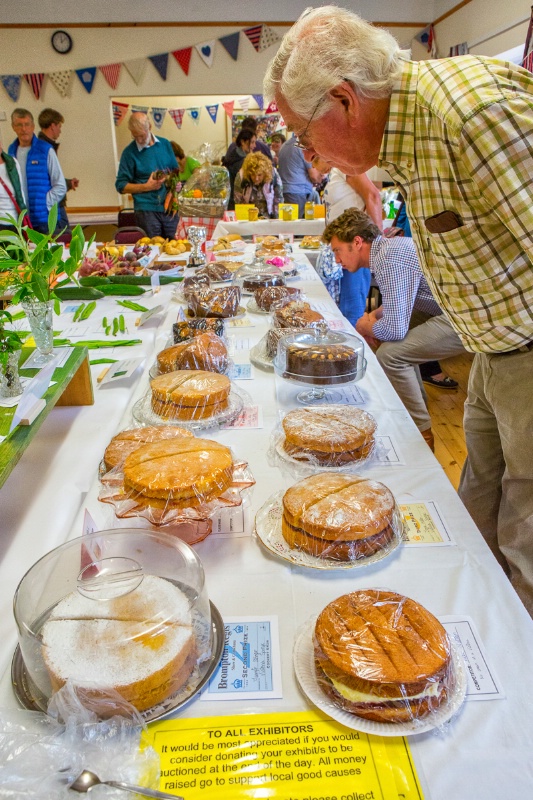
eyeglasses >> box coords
[294,97,323,150]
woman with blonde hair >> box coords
[233,152,283,219]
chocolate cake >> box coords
[285,343,358,384]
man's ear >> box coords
[328,81,359,123]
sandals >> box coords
[422,375,458,389]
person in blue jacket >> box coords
[9,108,66,234]
[115,112,179,239]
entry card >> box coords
[98,357,144,385]
[224,405,263,429]
[441,616,505,701]
[144,710,424,799]
[400,501,454,545]
[204,616,282,700]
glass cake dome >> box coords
[232,261,286,295]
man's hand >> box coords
[146,172,165,191]
[70,178,79,190]
[355,312,382,350]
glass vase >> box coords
[0,351,23,398]
[21,298,54,366]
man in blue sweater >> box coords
[115,112,179,239]
[9,108,66,234]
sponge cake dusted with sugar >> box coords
[41,575,195,713]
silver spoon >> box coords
[68,769,184,799]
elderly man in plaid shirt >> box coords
[265,6,533,615]
[323,208,465,450]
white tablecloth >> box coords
[0,251,532,799]
[213,218,325,238]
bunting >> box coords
[24,73,45,100]
[415,25,437,58]
[48,70,72,98]
[99,63,122,90]
[149,53,169,81]
[265,100,278,114]
[173,47,192,76]
[112,101,129,126]
[219,31,240,61]
[124,58,147,85]
[259,25,280,52]
[187,108,201,125]
[150,107,167,129]
[131,104,149,113]
[76,67,97,94]
[169,108,185,129]
[244,25,263,52]
[238,97,250,115]
[1,75,22,102]
[252,94,264,110]
[195,41,216,68]
[222,101,235,119]
[449,43,468,57]
[206,104,219,123]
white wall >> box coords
[435,0,531,57]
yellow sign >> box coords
[143,710,424,799]
[235,204,256,221]
[400,502,445,544]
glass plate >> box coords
[254,490,403,571]
[293,617,467,736]
[132,385,245,431]
[249,337,274,372]
[274,435,375,474]
[246,297,269,314]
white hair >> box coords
[128,111,150,132]
[264,6,402,119]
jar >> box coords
[304,202,314,220]
[282,205,294,221]
[248,207,259,221]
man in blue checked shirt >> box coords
[323,208,465,450]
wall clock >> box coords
[51,30,73,55]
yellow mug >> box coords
[248,207,259,221]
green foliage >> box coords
[0,206,94,307]
[0,308,24,369]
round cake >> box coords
[281,473,396,561]
[254,286,301,311]
[285,343,358,384]
[314,589,452,723]
[150,370,231,420]
[41,575,196,713]
[103,425,193,472]
[282,406,376,465]
[242,272,285,293]
[157,333,228,374]
[123,437,233,503]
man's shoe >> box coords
[421,428,435,451]
[422,375,458,389]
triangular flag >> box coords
[265,101,278,114]
[169,108,185,129]
[187,108,201,125]
[222,101,234,119]
[259,25,281,52]
[1,75,22,102]
[150,107,167,129]
[24,73,45,100]
[219,31,240,61]
[206,104,218,123]
[99,63,121,90]
[131,104,149,113]
[276,117,286,131]
[123,58,147,85]
[173,47,192,76]
[76,67,97,94]
[112,101,129,126]
[244,25,263,52]
[149,53,169,81]
[238,97,250,115]
[252,94,264,110]
[195,40,215,68]
[48,70,72,98]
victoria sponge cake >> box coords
[103,425,193,472]
[150,370,231,420]
[41,575,196,713]
[314,589,453,723]
[282,406,376,466]
[282,473,396,561]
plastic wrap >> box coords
[182,272,211,300]
[155,333,229,375]
[233,267,285,297]
[299,235,323,249]
[272,300,325,329]
[0,700,159,799]
[253,285,302,312]
[187,286,243,318]
[12,530,218,721]
[99,439,254,536]
[197,262,234,281]
[172,317,225,343]
[178,163,230,218]
[302,589,466,733]
[100,424,194,476]
[255,236,288,257]
[269,405,377,473]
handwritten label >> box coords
[224,406,263,429]
[400,501,454,545]
[441,616,504,700]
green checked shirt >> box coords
[379,56,533,353]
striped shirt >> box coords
[379,56,533,353]
[369,236,441,341]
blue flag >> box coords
[219,31,240,61]
[206,104,218,123]
[76,67,97,94]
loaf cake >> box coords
[242,272,285,293]
[172,318,225,343]
[188,287,241,319]
[314,589,452,723]
[266,327,300,359]
[151,369,231,420]
[182,273,210,299]
[157,333,228,374]
[254,286,301,312]
[196,263,233,281]
[273,300,324,329]
[285,342,358,384]
[282,406,376,466]
[123,436,233,503]
[41,575,196,713]
[281,473,396,561]
[103,425,193,472]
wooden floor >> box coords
[425,352,474,490]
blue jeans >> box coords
[339,268,371,326]
[135,211,178,239]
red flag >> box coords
[265,101,278,114]
[523,6,533,73]
[169,108,185,129]
[244,25,263,52]
[222,101,234,119]
[24,73,45,100]
[100,63,122,89]
[173,47,192,76]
